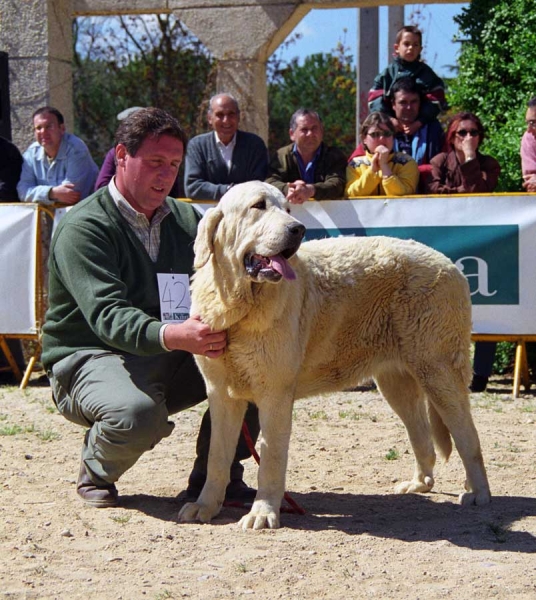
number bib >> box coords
[157,273,191,323]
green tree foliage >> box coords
[267,42,356,156]
[73,16,356,164]
[449,0,536,191]
[73,15,214,164]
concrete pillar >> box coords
[178,3,304,143]
[0,0,73,150]
[388,5,405,58]
[215,60,269,139]
[356,7,379,137]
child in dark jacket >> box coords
[368,25,447,136]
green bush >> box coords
[493,342,515,375]
[449,0,536,191]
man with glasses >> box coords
[17,106,98,205]
[521,97,536,192]
[266,108,347,203]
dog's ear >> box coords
[194,206,224,269]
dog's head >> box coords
[194,181,306,283]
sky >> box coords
[275,3,469,78]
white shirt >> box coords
[214,131,237,172]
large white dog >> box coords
[179,181,491,530]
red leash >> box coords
[241,421,305,515]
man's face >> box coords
[526,107,536,139]
[33,112,65,158]
[207,96,240,145]
[391,90,421,126]
[115,134,183,219]
[290,115,324,157]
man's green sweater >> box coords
[42,187,200,370]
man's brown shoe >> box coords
[77,462,118,508]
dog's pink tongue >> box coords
[271,254,296,280]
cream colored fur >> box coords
[178,181,491,530]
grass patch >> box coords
[110,514,131,525]
[309,410,328,420]
[471,394,505,411]
[31,396,58,414]
[0,423,34,436]
[338,410,361,420]
[385,447,400,461]
[35,429,60,442]
[487,521,508,543]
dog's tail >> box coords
[428,402,453,462]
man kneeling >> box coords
[43,107,259,507]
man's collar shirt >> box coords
[214,131,237,172]
[293,144,322,184]
[108,177,170,262]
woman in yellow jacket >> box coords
[345,112,419,197]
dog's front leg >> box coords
[179,393,247,524]
[239,396,293,530]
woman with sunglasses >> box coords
[345,111,419,197]
[426,112,500,393]
[425,112,501,194]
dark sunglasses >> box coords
[456,129,479,138]
[367,130,394,139]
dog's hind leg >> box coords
[238,394,294,530]
[374,369,436,495]
[179,395,248,523]
[420,366,491,506]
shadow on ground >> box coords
[120,490,536,553]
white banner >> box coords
[194,194,536,335]
[2,197,534,337]
[0,204,38,334]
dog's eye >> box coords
[286,208,291,214]
[252,200,266,210]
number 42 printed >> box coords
[157,273,191,324]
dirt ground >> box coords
[1,373,535,600]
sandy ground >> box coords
[1,373,536,600]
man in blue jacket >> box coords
[184,94,268,200]
[17,106,98,205]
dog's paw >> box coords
[238,501,280,530]
[394,476,434,495]
[178,501,220,523]
[458,489,492,506]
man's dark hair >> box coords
[32,106,64,125]
[115,107,188,156]
[289,108,323,132]
[527,96,536,108]
[389,76,423,102]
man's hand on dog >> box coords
[163,315,226,357]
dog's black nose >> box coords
[288,223,306,240]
